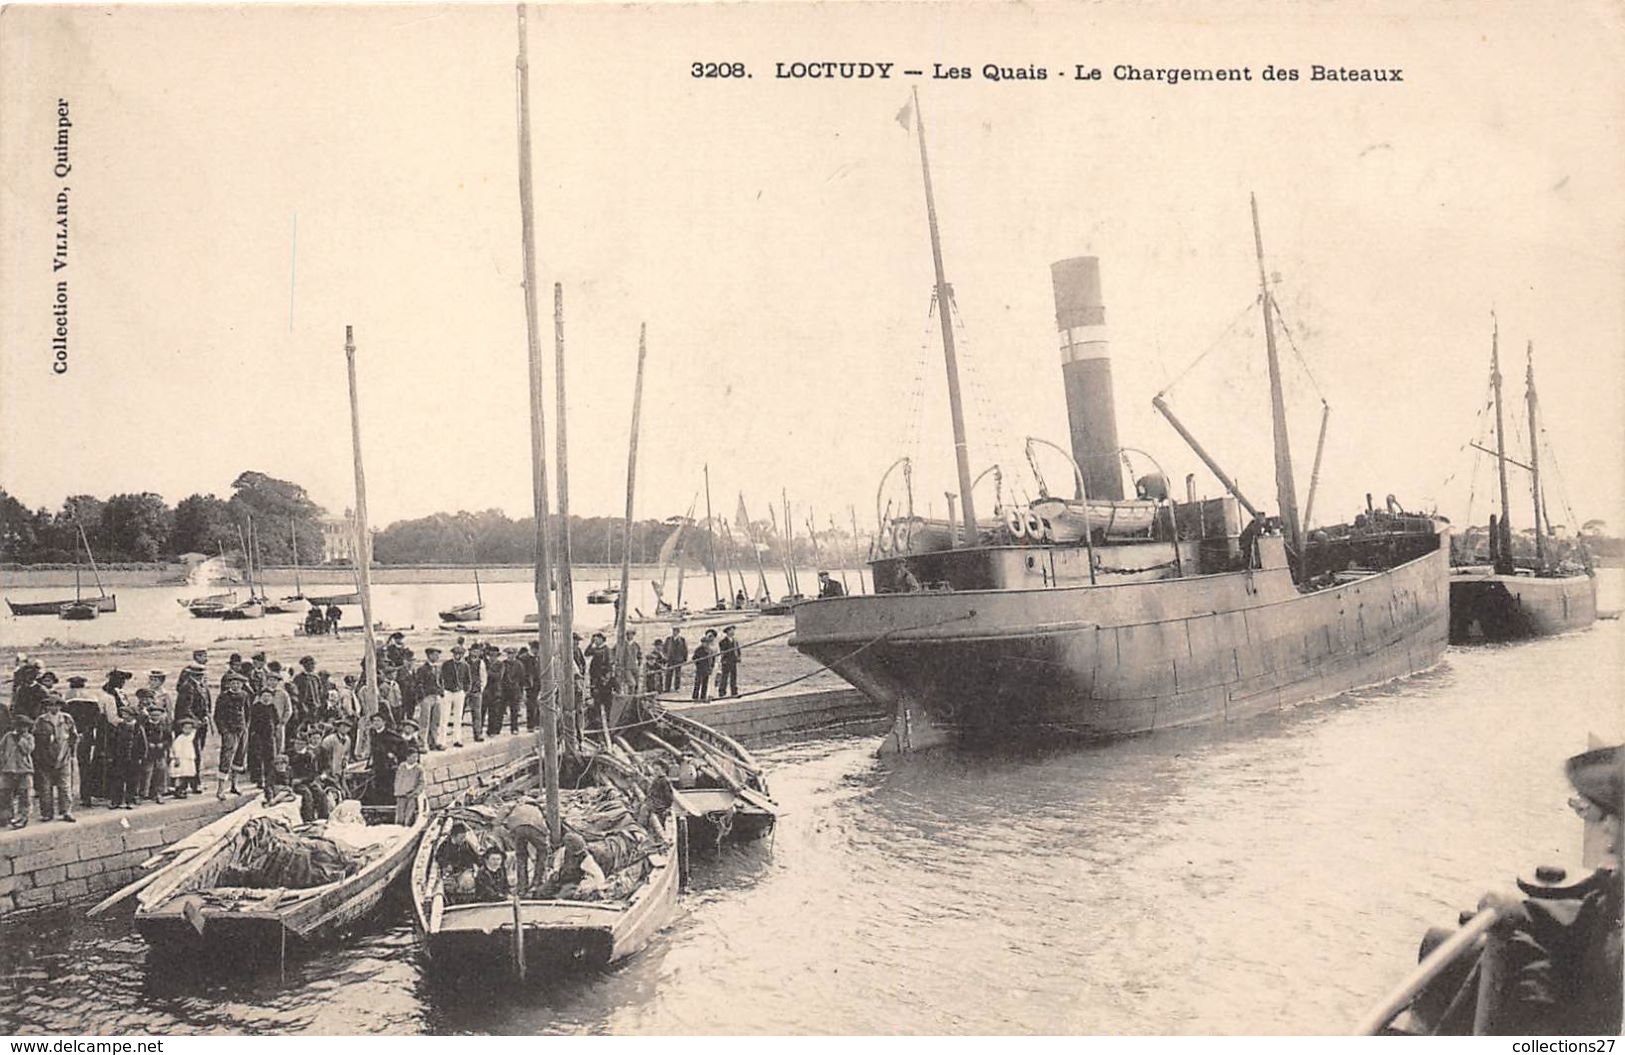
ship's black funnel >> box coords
[1052,257,1123,501]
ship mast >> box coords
[911,87,978,545]
[704,464,722,605]
[516,2,559,843]
[1250,194,1302,576]
[1525,341,1547,570]
[1490,314,1514,575]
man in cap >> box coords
[10,663,48,723]
[105,703,147,809]
[264,663,292,756]
[416,647,445,750]
[219,653,242,695]
[146,669,174,724]
[665,626,688,693]
[1,712,36,826]
[214,668,249,798]
[442,645,471,748]
[464,642,487,744]
[501,646,528,735]
[716,625,742,698]
[817,570,846,598]
[249,652,270,695]
[484,647,510,738]
[137,691,171,803]
[385,632,408,670]
[585,633,613,725]
[520,643,542,732]
[98,669,134,800]
[691,629,718,701]
[246,671,282,789]
[175,652,213,795]
[291,656,322,729]
[31,692,77,821]
[62,676,102,806]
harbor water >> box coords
[1,575,1619,1034]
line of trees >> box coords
[2,472,875,569]
[0,472,326,566]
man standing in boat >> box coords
[291,656,322,732]
[585,633,613,725]
[716,625,741,698]
[816,570,846,598]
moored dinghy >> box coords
[620,698,777,846]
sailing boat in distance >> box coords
[6,519,118,617]
[1448,324,1597,642]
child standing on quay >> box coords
[393,747,423,826]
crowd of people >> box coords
[0,620,759,831]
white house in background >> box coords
[320,510,357,564]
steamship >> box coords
[790,95,1450,742]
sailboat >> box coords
[791,91,1449,746]
[416,15,677,979]
[437,567,484,623]
[1448,323,1597,642]
[587,523,620,604]
[263,519,309,614]
[218,520,267,620]
[7,521,118,616]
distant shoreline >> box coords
[1,562,864,589]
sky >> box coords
[2,1,1622,538]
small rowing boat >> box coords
[620,699,777,847]
[59,602,99,621]
[133,791,428,952]
[411,750,679,974]
[305,590,361,606]
[438,601,483,623]
[627,607,757,629]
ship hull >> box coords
[791,544,1449,738]
[1448,569,1597,643]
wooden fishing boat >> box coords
[627,607,757,629]
[219,599,266,621]
[586,586,620,605]
[306,590,361,606]
[756,596,802,617]
[7,594,117,616]
[437,601,483,622]
[621,700,777,845]
[134,792,428,952]
[7,524,117,616]
[411,751,679,973]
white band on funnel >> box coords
[1059,324,1110,364]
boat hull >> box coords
[305,592,361,606]
[7,594,117,616]
[438,604,482,622]
[1448,570,1597,643]
[423,855,679,971]
[135,803,427,952]
[791,544,1449,738]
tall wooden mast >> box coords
[704,464,722,605]
[615,324,648,691]
[1490,314,1514,574]
[553,283,578,750]
[1250,194,1302,574]
[1525,340,1547,569]
[911,87,978,544]
[515,2,559,841]
[343,326,377,703]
